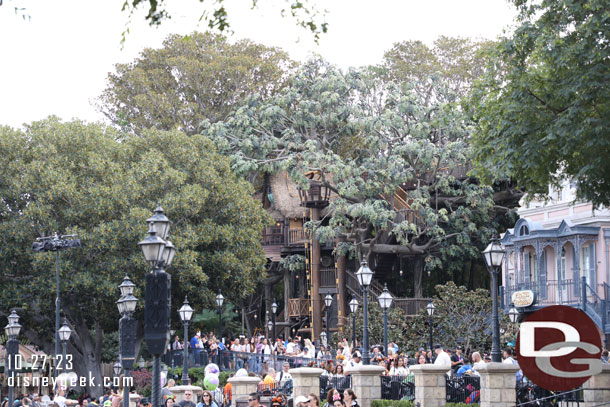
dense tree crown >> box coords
[0,118,268,393]
[99,32,295,135]
[207,58,502,294]
[470,0,610,205]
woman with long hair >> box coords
[197,391,217,407]
[343,390,359,407]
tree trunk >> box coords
[414,257,423,298]
[283,268,291,339]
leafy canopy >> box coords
[470,0,610,205]
[207,58,499,273]
[99,32,295,135]
[0,117,269,348]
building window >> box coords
[519,225,529,236]
[581,243,596,287]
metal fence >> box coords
[380,375,415,401]
[257,380,293,398]
[445,375,480,404]
[516,380,584,406]
[319,376,352,400]
[163,349,324,373]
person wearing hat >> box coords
[432,344,451,375]
[137,398,151,407]
[294,396,309,407]
[345,352,362,373]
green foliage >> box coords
[207,58,502,282]
[0,117,269,365]
[401,282,513,353]
[132,369,153,396]
[100,32,295,135]
[279,254,306,272]
[470,0,610,206]
[191,302,241,335]
[382,36,496,99]
[101,330,119,363]
[121,1,327,42]
[371,400,414,407]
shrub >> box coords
[371,400,414,407]
[132,369,152,395]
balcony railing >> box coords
[289,298,310,318]
[262,226,284,246]
[288,229,308,245]
[321,267,336,288]
[505,279,583,307]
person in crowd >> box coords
[248,394,263,407]
[172,336,183,351]
[177,391,195,407]
[163,396,175,407]
[54,387,78,407]
[276,362,292,387]
[433,344,451,374]
[308,395,319,407]
[294,396,309,407]
[602,349,609,363]
[196,392,217,407]
[333,364,345,377]
[426,350,433,363]
[332,400,345,407]
[343,390,358,407]
[418,354,427,365]
[371,346,383,359]
[451,347,464,374]
[160,379,175,402]
[137,398,151,407]
[345,352,362,373]
[469,352,485,376]
[390,357,409,376]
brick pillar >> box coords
[290,367,324,399]
[169,385,204,403]
[409,365,447,407]
[226,377,262,407]
[349,365,385,407]
[583,363,610,407]
[477,362,519,407]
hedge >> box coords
[371,400,414,407]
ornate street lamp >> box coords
[426,302,435,352]
[356,259,374,365]
[216,290,224,370]
[140,206,175,407]
[320,331,327,347]
[483,236,505,363]
[58,320,72,372]
[324,294,333,349]
[117,275,138,407]
[4,310,22,407]
[113,361,122,377]
[508,307,519,323]
[349,299,358,348]
[378,284,393,357]
[271,300,278,340]
[178,297,194,385]
[267,320,273,337]
[32,232,80,378]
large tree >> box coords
[98,32,295,135]
[0,117,268,396]
[470,0,610,206]
[207,58,512,297]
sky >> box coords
[0,0,518,129]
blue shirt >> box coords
[190,336,199,349]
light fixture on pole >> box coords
[267,320,273,336]
[271,300,278,340]
[178,297,194,385]
[508,306,519,344]
[320,330,327,347]
[378,284,393,357]
[140,206,175,407]
[356,259,373,365]
[113,361,122,390]
[216,289,225,370]
[426,301,435,352]
[349,299,358,348]
[117,275,138,407]
[324,294,333,349]
[58,320,72,372]
[4,310,22,407]
[483,236,505,363]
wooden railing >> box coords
[289,298,310,318]
[288,229,308,245]
[262,226,284,246]
[392,298,431,316]
[321,267,336,288]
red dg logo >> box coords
[516,305,602,391]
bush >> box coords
[132,369,152,396]
[168,367,234,388]
[371,400,414,407]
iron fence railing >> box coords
[516,380,584,406]
[380,375,415,401]
[319,375,352,400]
[445,375,480,404]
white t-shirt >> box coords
[53,396,66,407]
[286,342,296,354]
[433,350,452,375]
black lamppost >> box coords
[117,275,138,407]
[139,206,176,407]
[58,320,72,371]
[267,320,273,338]
[356,259,373,365]
[113,361,122,391]
[32,233,80,377]
[426,302,435,352]
[271,300,278,340]
[178,297,194,385]
[4,310,22,407]
[320,331,327,348]
[483,237,506,363]
[216,290,224,370]
[378,284,393,357]
[508,306,519,345]
[324,294,333,349]
[349,299,358,348]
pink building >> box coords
[500,181,610,345]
